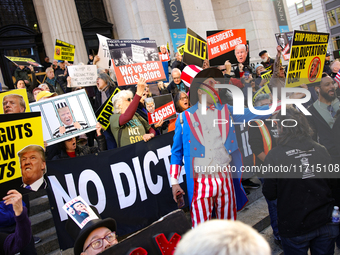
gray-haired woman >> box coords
[110,78,156,148]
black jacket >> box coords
[262,138,334,238]
[307,102,340,161]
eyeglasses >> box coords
[126,98,133,102]
[83,232,117,252]
[180,96,188,101]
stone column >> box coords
[39,0,87,64]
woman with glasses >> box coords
[110,78,156,148]
[168,91,190,132]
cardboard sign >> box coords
[0,112,44,197]
[45,132,188,250]
[147,94,176,124]
[54,39,75,62]
[97,34,112,69]
[95,88,120,130]
[67,65,98,87]
[207,29,248,66]
[183,28,207,66]
[5,56,43,67]
[30,89,97,146]
[101,210,190,255]
[286,30,329,88]
[108,40,166,86]
[0,89,30,114]
[275,32,294,61]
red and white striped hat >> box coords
[180,65,202,87]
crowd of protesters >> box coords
[1,43,340,255]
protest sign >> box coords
[0,112,44,197]
[67,65,98,87]
[108,40,166,86]
[286,30,329,88]
[158,45,170,62]
[54,39,75,62]
[45,132,187,250]
[275,32,294,61]
[63,196,99,229]
[5,56,42,67]
[97,34,112,69]
[261,70,272,87]
[0,89,30,114]
[177,44,185,55]
[101,210,190,255]
[30,89,97,146]
[183,28,207,67]
[146,94,176,124]
[95,87,120,130]
[207,29,247,66]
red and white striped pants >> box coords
[190,170,236,227]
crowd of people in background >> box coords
[2,42,340,255]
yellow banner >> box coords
[0,89,30,114]
[184,34,207,60]
[253,85,271,103]
[54,39,75,62]
[285,31,329,88]
[261,70,272,86]
[96,88,120,130]
[0,113,44,184]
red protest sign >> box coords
[148,101,176,124]
[107,39,166,86]
[146,94,176,124]
[207,29,246,60]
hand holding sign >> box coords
[136,77,147,96]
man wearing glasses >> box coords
[73,217,117,255]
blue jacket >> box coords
[170,102,272,211]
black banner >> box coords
[162,0,186,29]
[46,132,188,250]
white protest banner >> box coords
[67,65,98,87]
[97,34,111,69]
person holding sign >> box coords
[110,77,156,147]
[269,46,286,100]
[0,190,33,255]
[53,100,88,138]
[172,52,187,72]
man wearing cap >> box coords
[53,101,88,138]
[18,145,47,191]
[259,50,275,71]
[170,68,280,227]
[2,94,26,114]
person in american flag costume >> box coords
[170,68,280,227]
[53,100,88,138]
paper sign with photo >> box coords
[146,94,176,124]
[30,89,97,146]
[0,89,30,114]
[158,45,170,62]
[275,32,294,61]
[63,196,99,229]
[107,39,166,86]
[67,65,98,87]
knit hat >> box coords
[36,91,57,101]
